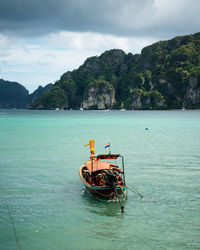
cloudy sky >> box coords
[0,0,199,93]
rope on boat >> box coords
[113,184,124,213]
[127,185,143,198]
[119,185,126,199]
[115,176,126,200]
[1,186,22,250]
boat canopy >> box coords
[85,160,118,173]
[97,154,120,160]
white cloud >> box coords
[0,0,199,93]
[152,0,200,35]
[46,31,158,54]
[0,31,157,92]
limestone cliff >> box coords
[82,80,115,109]
[185,76,200,107]
[131,88,165,110]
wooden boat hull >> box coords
[79,165,126,200]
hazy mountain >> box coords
[0,79,29,108]
[0,80,53,108]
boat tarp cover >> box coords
[96,154,120,160]
[85,160,118,173]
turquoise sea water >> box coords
[0,109,200,250]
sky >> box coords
[0,0,200,93]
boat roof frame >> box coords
[96,154,121,160]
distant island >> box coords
[1,32,200,110]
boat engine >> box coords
[104,170,117,186]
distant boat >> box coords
[79,140,127,212]
[120,109,126,111]
[80,107,84,111]
[182,103,186,111]
[55,108,60,110]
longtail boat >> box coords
[79,140,127,212]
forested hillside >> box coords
[0,80,52,108]
[1,32,200,110]
[0,79,29,108]
[31,32,200,110]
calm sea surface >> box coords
[0,109,200,250]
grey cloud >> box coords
[0,0,199,38]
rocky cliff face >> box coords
[82,80,115,109]
[131,88,165,110]
[185,76,200,107]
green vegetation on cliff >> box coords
[30,32,200,110]
[83,79,115,109]
[0,80,53,109]
[31,86,68,109]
